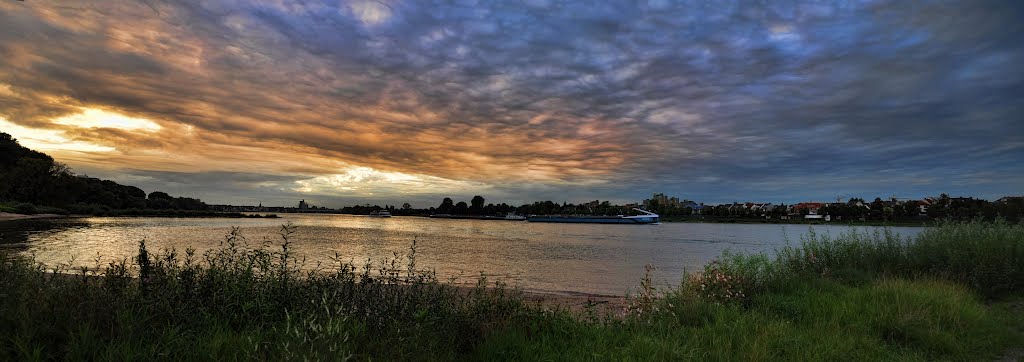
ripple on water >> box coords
[7,215,925,295]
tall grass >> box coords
[696,220,1024,302]
[0,221,1021,360]
[486,220,1024,360]
[0,223,535,360]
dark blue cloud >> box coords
[0,0,1021,206]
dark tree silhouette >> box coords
[0,132,210,214]
[438,197,454,214]
[453,201,469,215]
[470,195,485,214]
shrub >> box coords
[703,220,1023,300]
[0,223,534,360]
[13,202,37,214]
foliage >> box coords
[770,220,1024,298]
[1,221,1021,360]
[481,278,1018,361]
[0,223,532,360]
[0,133,208,213]
[0,201,69,215]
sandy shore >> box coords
[0,212,67,222]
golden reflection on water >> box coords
[3,215,924,295]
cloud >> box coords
[1,0,1022,206]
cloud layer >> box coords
[1,0,1022,206]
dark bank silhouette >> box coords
[0,132,217,216]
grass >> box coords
[479,278,1016,360]
[1,221,1021,360]
[0,201,70,215]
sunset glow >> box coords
[0,118,115,153]
[1,1,1021,207]
[52,108,162,132]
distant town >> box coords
[208,193,1024,223]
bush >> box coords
[13,202,37,214]
[0,224,534,360]
[1,221,1020,360]
[65,203,112,215]
[705,220,1024,300]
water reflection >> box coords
[3,214,924,295]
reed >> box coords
[0,221,1020,360]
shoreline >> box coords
[0,212,278,222]
[2,211,935,227]
[43,269,630,315]
[661,217,933,227]
[0,212,69,222]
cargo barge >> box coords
[526,209,659,224]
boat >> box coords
[526,208,659,224]
[504,212,527,220]
[368,210,392,217]
[428,213,526,221]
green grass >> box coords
[478,278,1014,361]
[0,201,69,215]
[1,221,1021,360]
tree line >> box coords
[428,197,636,216]
[421,194,1023,222]
[0,132,210,215]
[693,196,1022,222]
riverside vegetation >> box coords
[1,221,1021,360]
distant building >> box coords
[997,196,1024,204]
[643,193,691,209]
[298,200,309,210]
[804,211,831,221]
[791,202,825,215]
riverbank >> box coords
[1,221,1020,360]
[0,210,277,221]
[0,212,68,222]
[661,215,934,227]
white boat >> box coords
[368,210,392,217]
[504,212,527,220]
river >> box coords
[0,214,924,296]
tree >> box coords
[438,197,454,214]
[146,191,173,209]
[148,191,173,201]
[883,206,894,221]
[453,201,469,215]
[402,203,411,210]
[470,195,485,214]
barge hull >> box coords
[526,216,659,224]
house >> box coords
[803,208,831,221]
[791,202,825,214]
[904,200,929,215]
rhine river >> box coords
[0,214,925,296]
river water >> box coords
[0,214,924,295]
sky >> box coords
[1,0,1022,208]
